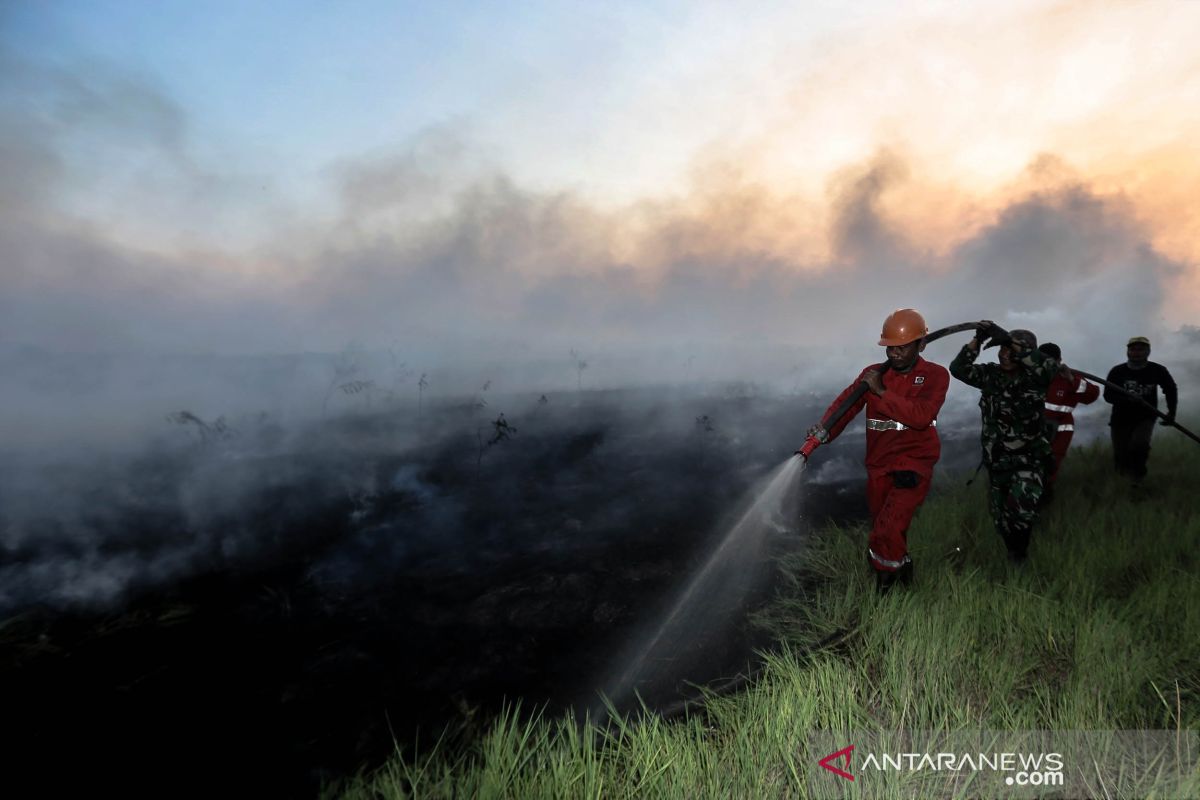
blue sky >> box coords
[2,1,902,211]
[3,3,673,192]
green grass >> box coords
[332,430,1200,799]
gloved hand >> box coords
[796,424,828,459]
[863,369,885,396]
[976,320,1010,349]
[1161,413,1176,428]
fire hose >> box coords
[974,323,1199,446]
[657,324,1194,723]
[796,321,1199,459]
[656,323,1197,725]
[795,321,981,460]
[1066,368,1199,446]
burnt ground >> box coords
[0,386,978,797]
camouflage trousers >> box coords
[986,459,1047,559]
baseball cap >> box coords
[1127,336,1151,347]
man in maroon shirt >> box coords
[806,309,950,592]
[1039,342,1100,497]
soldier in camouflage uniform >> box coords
[950,322,1064,562]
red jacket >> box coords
[822,356,950,474]
[1043,372,1100,431]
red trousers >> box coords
[1047,430,1073,487]
[866,469,931,571]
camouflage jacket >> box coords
[949,344,1060,468]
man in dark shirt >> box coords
[1104,336,1178,483]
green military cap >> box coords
[1126,336,1150,347]
[1008,329,1037,351]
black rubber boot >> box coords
[1002,524,1031,564]
[875,569,896,594]
[1038,485,1055,509]
[875,557,913,594]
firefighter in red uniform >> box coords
[1038,342,1099,497]
[804,309,949,593]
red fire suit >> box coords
[821,356,949,572]
[1043,371,1100,486]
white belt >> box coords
[866,418,936,431]
[1056,424,1074,432]
[1045,402,1074,413]
[869,548,910,569]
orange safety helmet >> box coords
[878,308,928,346]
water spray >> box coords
[599,456,805,713]
[597,317,1192,721]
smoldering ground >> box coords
[3,251,1196,798]
[6,331,1167,795]
[2,374,1191,797]
[0,380,903,794]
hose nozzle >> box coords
[796,437,820,460]
[796,432,825,461]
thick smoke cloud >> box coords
[2,41,1190,372]
[2,128,1191,446]
[4,145,1182,364]
[273,145,1185,377]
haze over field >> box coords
[2,1,1197,368]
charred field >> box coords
[0,384,978,796]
